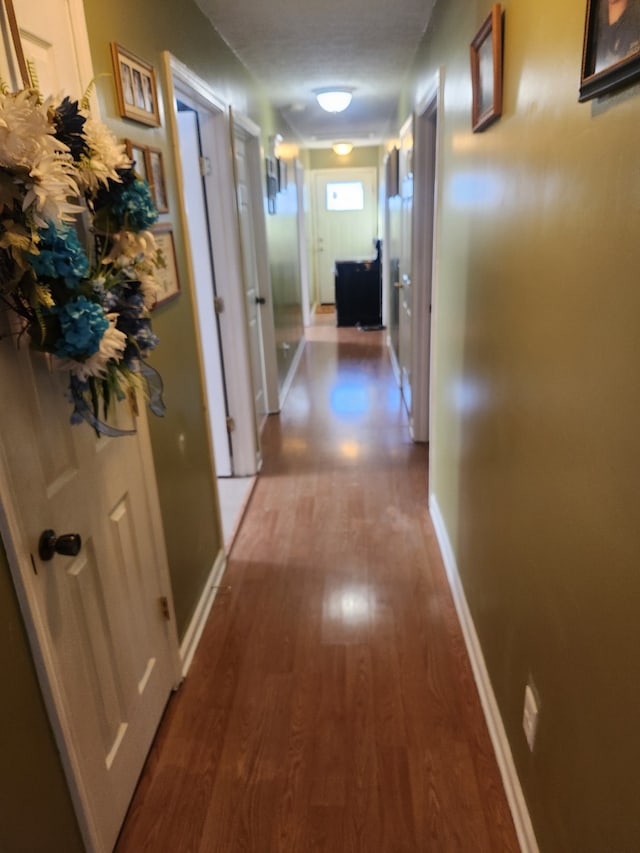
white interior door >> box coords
[398,119,414,416]
[233,131,267,436]
[312,168,378,304]
[176,107,232,476]
[410,87,440,443]
[168,59,259,477]
[2,5,178,851]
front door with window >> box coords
[312,168,378,305]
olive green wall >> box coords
[82,0,296,636]
[407,0,640,850]
[0,540,84,852]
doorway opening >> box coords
[386,75,441,445]
[167,55,262,549]
[310,167,379,308]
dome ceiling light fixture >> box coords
[332,141,353,156]
[314,87,354,113]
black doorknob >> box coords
[38,529,82,561]
[255,296,266,305]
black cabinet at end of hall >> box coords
[334,243,382,328]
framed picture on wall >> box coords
[277,157,288,193]
[111,43,160,126]
[145,146,169,213]
[579,0,640,101]
[385,147,399,198]
[265,156,278,215]
[152,226,181,306]
[470,4,504,132]
[124,139,149,183]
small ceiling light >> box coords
[315,87,353,113]
[332,142,353,156]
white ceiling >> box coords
[194,0,437,147]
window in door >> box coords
[326,181,364,211]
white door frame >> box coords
[164,53,259,475]
[230,109,279,414]
[295,160,312,327]
[410,71,443,443]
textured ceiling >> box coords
[194,0,437,147]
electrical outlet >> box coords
[522,681,540,752]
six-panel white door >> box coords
[234,131,268,437]
[1,3,179,851]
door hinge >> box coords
[214,295,225,314]
[226,416,236,433]
[159,596,171,621]
[199,156,212,177]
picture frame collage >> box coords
[112,44,179,306]
[469,1,640,131]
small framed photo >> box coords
[579,0,640,101]
[111,43,160,126]
[124,139,149,183]
[145,146,169,213]
[265,156,277,215]
[470,4,504,133]
[276,157,288,193]
[152,226,180,306]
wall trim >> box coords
[386,333,401,386]
[179,548,227,678]
[278,337,305,409]
[429,494,540,853]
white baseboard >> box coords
[179,548,227,678]
[386,334,401,386]
[429,494,539,853]
[278,337,305,409]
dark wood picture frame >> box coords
[111,43,160,127]
[145,146,169,213]
[386,146,399,198]
[265,156,277,215]
[470,4,503,133]
[152,226,181,307]
[276,157,288,193]
[124,139,149,184]
[579,0,640,101]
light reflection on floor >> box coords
[324,583,374,627]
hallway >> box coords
[116,320,519,852]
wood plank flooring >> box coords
[116,321,519,852]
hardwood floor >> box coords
[116,321,519,852]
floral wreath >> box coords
[0,82,165,436]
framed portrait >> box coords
[470,4,504,133]
[265,156,278,215]
[110,43,160,126]
[579,0,640,101]
[276,157,288,193]
[124,139,149,183]
[152,226,180,306]
[385,146,399,198]
[145,146,169,213]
